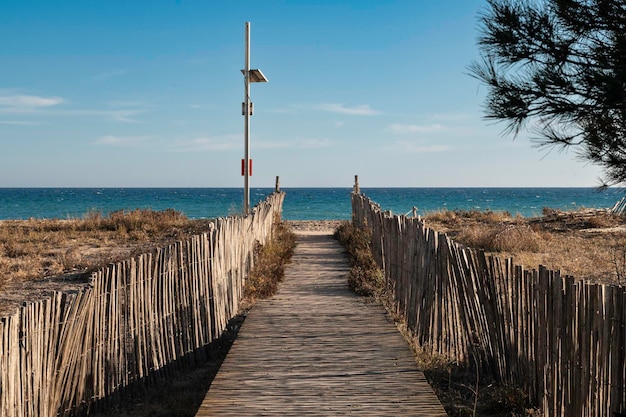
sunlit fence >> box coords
[352,191,625,417]
[0,192,285,417]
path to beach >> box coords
[195,228,446,416]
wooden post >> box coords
[412,207,418,218]
[275,176,280,192]
[354,175,360,194]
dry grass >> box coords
[410,340,534,416]
[244,215,297,301]
[426,209,516,225]
[333,221,385,297]
[0,210,214,316]
[424,208,626,285]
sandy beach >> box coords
[285,220,345,233]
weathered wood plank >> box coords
[197,232,446,416]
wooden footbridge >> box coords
[196,230,447,416]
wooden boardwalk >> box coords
[196,231,447,416]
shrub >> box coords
[586,212,619,228]
[334,221,385,297]
[81,211,104,231]
[3,241,29,258]
[424,209,459,224]
[457,224,543,253]
[493,225,542,252]
[59,247,82,270]
[425,209,512,225]
[77,209,188,234]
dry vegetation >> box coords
[244,216,297,301]
[0,209,215,316]
[424,208,626,285]
[333,222,385,297]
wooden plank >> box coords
[197,232,446,416]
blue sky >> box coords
[0,0,602,187]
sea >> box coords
[0,188,624,221]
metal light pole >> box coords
[243,22,251,214]
[242,21,267,214]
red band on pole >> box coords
[241,159,245,176]
[249,159,252,176]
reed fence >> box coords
[611,197,626,215]
[352,191,625,417]
[0,192,285,417]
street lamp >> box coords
[242,21,268,214]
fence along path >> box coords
[352,191,626,417]
[197,231,446,416]
[0,192,284,417]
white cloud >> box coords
[0,120,40,125]
[316,103,381,116]
[427,113,471,122]
[299,139,334,148]
[108,109,143,123]
[249,140,290,150]
[0,94,63,113]
[168,136,335,152]
[386,140,453,153]
[63,109,144,123]
[107,99,147,108]
[0,92,145,123]
[409,144,451,152]
[268,107,298,114]
[270,104,380,116]
[388,123,444,134]
[256,138,334,149]
[170,135,241,152]
[93,135,147,146]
